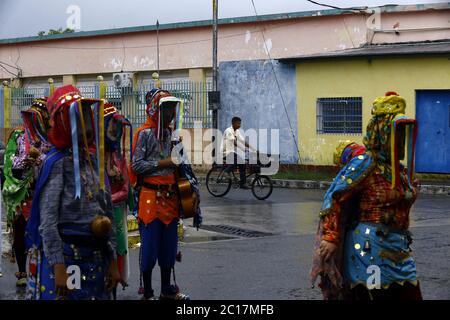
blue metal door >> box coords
[415,90,450,173]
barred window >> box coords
[316,97,362,134]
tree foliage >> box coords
[38,28,75,36]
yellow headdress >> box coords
[333,140,353,165]
[371,93,406,116]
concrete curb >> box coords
[416,184,450,195]
[196,176,450,195]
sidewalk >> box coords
[195,175,450,195]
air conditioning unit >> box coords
[113,72,134,88]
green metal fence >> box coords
[1,81,213,141]
[9,87,49,128]
[162,81,213,129]
[104,81,213,129]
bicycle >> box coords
[205,161,273,200]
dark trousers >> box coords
[0,168,4,189]
[224,153,246,186]
[140,219,178,297]
[13,215,27,274]
[140,219,178,271]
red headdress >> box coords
[144,88,178,138]
[128,88,181,187]
[47,85,93,149]
[46,85,107,197]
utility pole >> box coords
[153,20,161,89]
[211,0,220,162]
[212,0,218,97]
[156,19,160,76]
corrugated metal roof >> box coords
[279,40,450,62]
[0,2,448,45]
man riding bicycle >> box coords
[220,117,256,189]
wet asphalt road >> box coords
[1,186,449,300]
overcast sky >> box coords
[0,0,444,39]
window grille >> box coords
[316,97,362,134]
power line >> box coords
[0,63,19,77]
[0,60,21,70]
[305,0,368,12]
[26,30,243,50]
[250,0,301,162]
[0,60,23,78]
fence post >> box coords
[48,78,55,97]
[2,81,10,129]
[0,84,3,141]
[152,72,161,89]
[96,76,106,99]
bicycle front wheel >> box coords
[206,166,232,197]
[251,175,273,200]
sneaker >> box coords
[160,285,190,300]
[16,277,27,287]
[141,289,157,300]
[160,292,190,300]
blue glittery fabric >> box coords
[27,225,110,300]
[321,154,374,212]
[343,222,418,289]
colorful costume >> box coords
[130,88,190,300]
[0,169,3,277]
[104,104,133,297]
[311,92,421,300]
[25,85,117,300]
[0,141,4,277]
[2,97,50,286]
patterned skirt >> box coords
[343,222,418,290]
[27,225,111,300]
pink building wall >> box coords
[0,5,449,80]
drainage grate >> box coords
[201,225,274,238]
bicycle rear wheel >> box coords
[206,166,232,197]
[251,175,273,200]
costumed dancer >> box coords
[2,97,51,286]
[130,88,201,300]
[0,185,2,278]
[0,140,4,277]
[311,92,422,300]
[0,180,2,278]
[25,85,122,300]
[104,104,134,299]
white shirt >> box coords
[221,126,246,157]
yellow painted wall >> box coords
[296,56,450,165]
